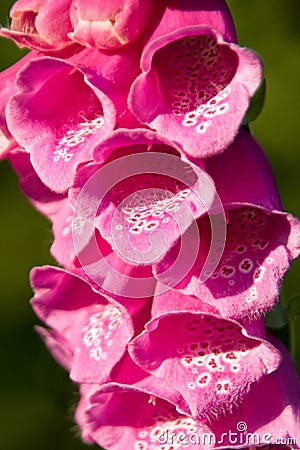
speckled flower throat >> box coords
[154,33,238,130]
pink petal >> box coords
[6,56,116,192]
[129,311,281,420]
[74,230,158,299]
[68,128,223,296]
[151,288,220,318]
[33,0,73,45]
[30,265,134,383]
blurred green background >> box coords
[0,1,299,449]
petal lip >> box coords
[92,127,184,163]
[131,308,283,355]
[90,380,189,417]
[140,26,233,73]
[30,264,123,306]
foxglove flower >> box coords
[70,128,215,267]
[69,0,155,49]
[128,0,262,159]
[0,0,74,51]
[6,45,141,192]
[129,296,281,420]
